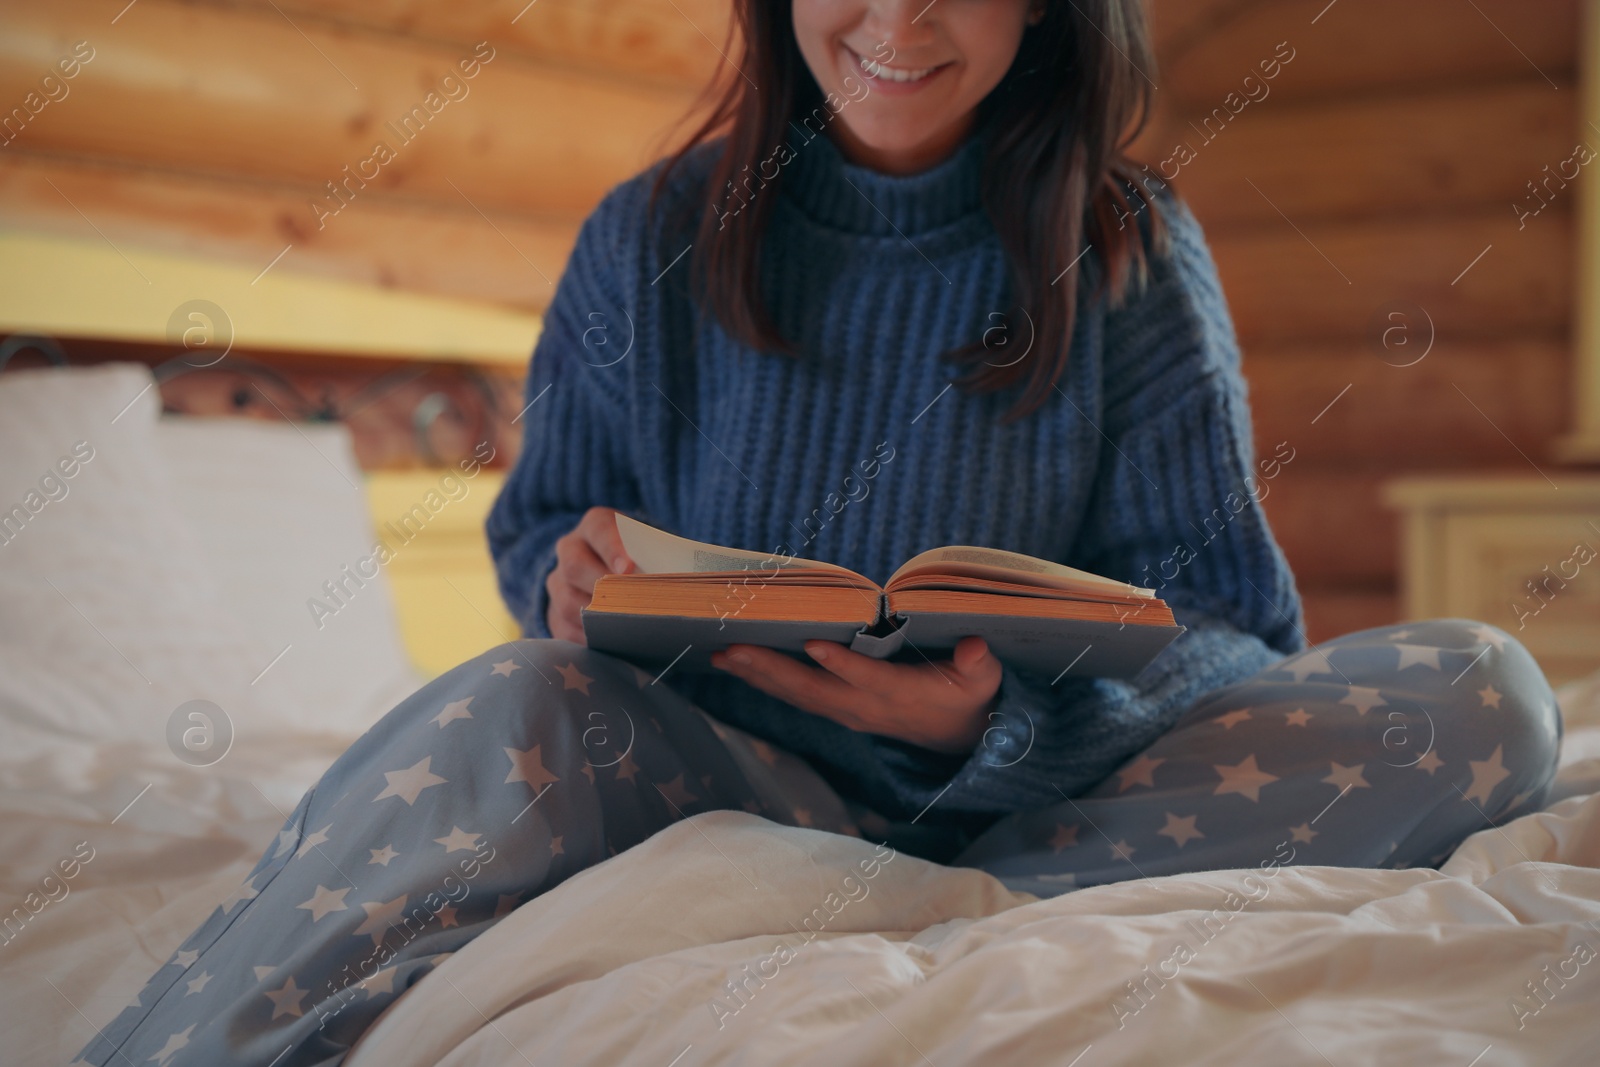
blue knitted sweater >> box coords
[486,126,1304,830]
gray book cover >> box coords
[582,601,1184,682]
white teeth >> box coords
[858,54,937,82]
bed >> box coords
[3,363,1598,1066]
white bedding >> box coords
[4,722,1598,1066]
[4,365,1598,1066]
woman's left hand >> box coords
[711,636,1003,754]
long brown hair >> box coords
[651,0,1167,421]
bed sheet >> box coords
[6,726,1599,1067]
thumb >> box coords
[952,636,997,679]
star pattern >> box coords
[1323,762,1372,792]
[656,774,698,811]
[1215,709,1253,730]
[1340,686,1386,716]
[1289,823,1318,844]
[265,977,307,1020]
[490,659,522,678]
[374,757,448,805]
[184,972,212,996]
[1468,624,1507,651]
[613,751,641,783]
[368,844,400,866]
[1284,708,1312,727]
[434,826,482,853]
[1110,839,1137,862]
[1463,745,1511,806]
[295,824,332,858]
[1279,650,1338,683]
[219,876,259,914]
[172,950,199,969]
[1116,755,1164,792]
[148,1024,194,1065]
[1393,644,1443,670]
[1157,812,1204,848]
[361,967,398,998]
[505,745,561,790]
[555,661,594,694]
[272,829,297,859]
[1050,823,1080,852]
[296,884,350,922]
[550,835,565,856]
[1478,684,1502,709]
[1414,749,1444,775]
[352,896,407,947]
[432,698,473,728]
[1213,754,1279,802]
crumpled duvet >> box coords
[347,780,1600,1067]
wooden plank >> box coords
[1135,81,1580,227]
[1148,0,1578,107]
[1241,340,1570,465]
[1257,466,1400,586]
[0,0,694,219]
[234,0,735,92]
[1206,211,1573,346]
[0,152,574,311]
[1299,588,1399,645]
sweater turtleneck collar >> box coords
[780,121,987,238]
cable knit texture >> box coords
[486,126,1305,831]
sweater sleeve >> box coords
[929,188,1306,815]
[485,184,654,639]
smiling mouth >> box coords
[846,45,950,84]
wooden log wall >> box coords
[0,0,1582,642]
[0,0,731,309]
[1137,0,1581,640]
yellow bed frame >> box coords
[365,470,523,678]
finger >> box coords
[558,536,612,594]
[582,508,634,574]
[714,645,869,720]
[549,599,582,643]
[801,641,908,697]
[547,575,593,638]
[951,636,1000,682]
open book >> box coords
[580,516,1184,680]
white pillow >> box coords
[154,415,422,733]
[0,364,278,748]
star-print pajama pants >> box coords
[80,618,1560,1067]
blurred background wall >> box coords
[0,0,1588,657]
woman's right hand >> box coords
[545,507,634,643]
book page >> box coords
[886,545,1155,599]
[615,514,867,581]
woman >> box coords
[82,2,1559,1064]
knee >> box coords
[1424,618,1561,810]
[447,638,628,741]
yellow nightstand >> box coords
[1383,475,1600,686]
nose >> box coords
[861,0,939,57]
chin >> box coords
[838,112,959,158]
